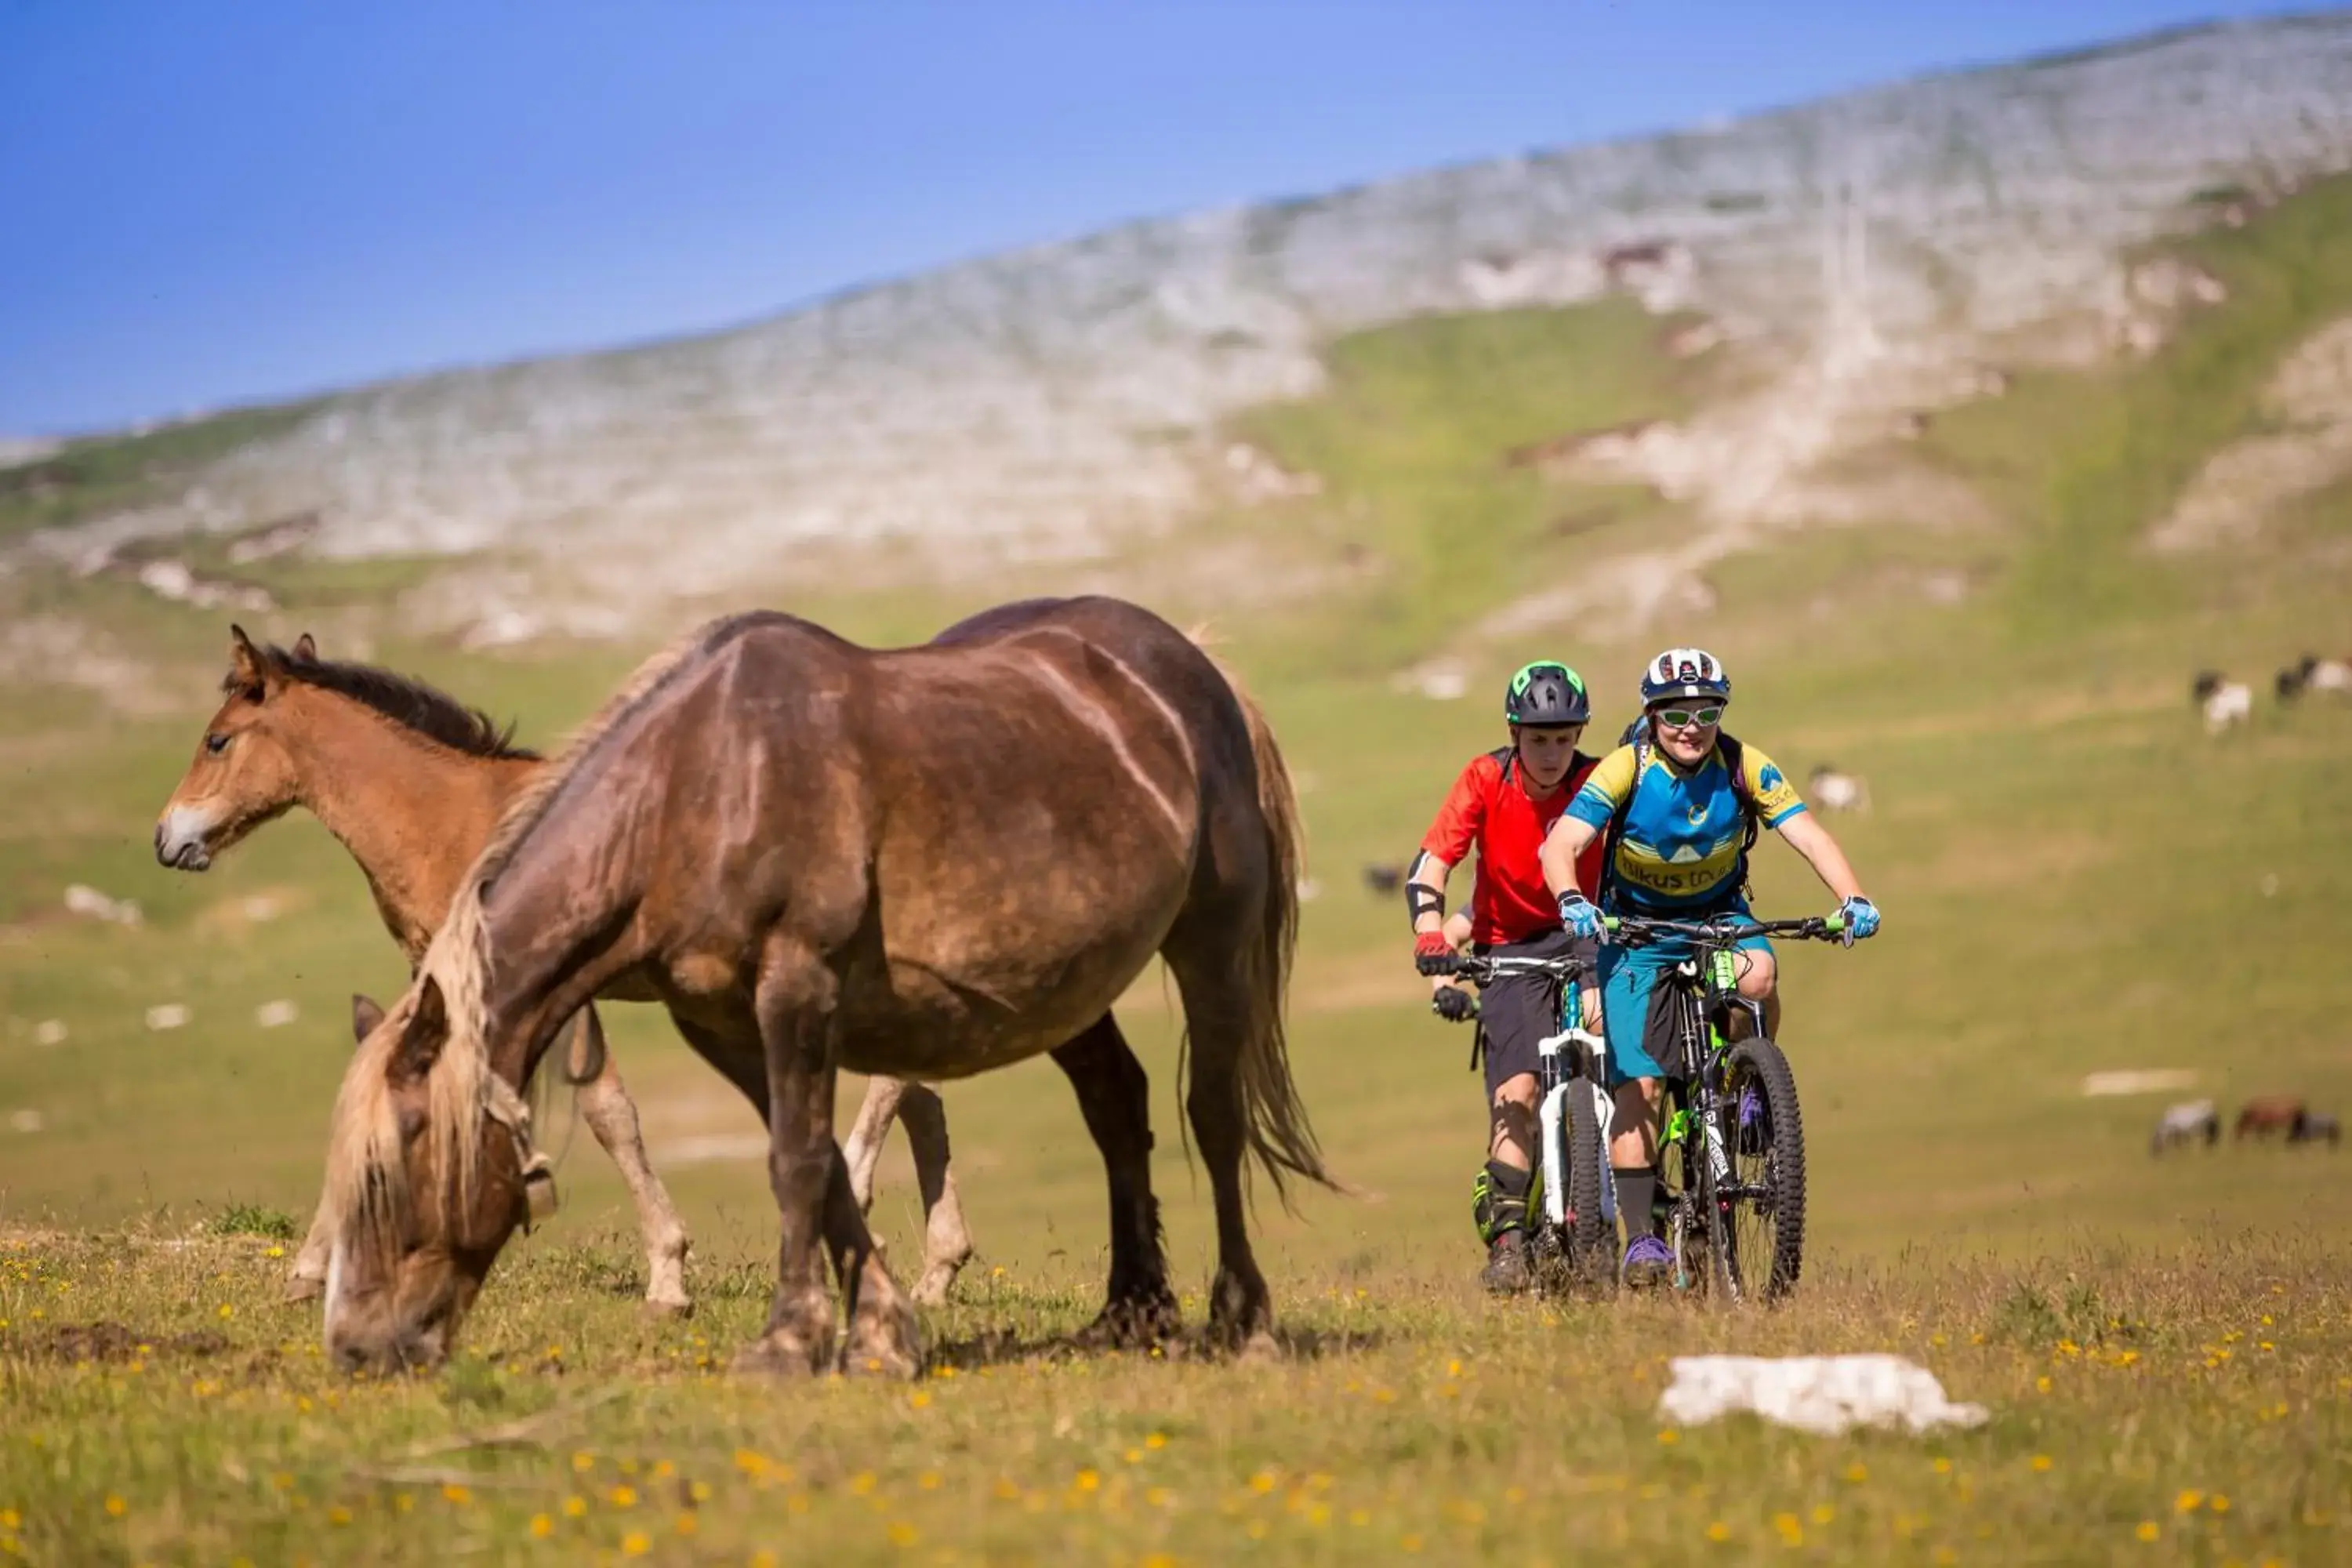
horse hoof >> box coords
[731,1330,833,1379]
[845,1303,924,1381]
[1073,1295,1181,1352]
[909,1269,959,1309]
[641,1293,695,1321]
[1234,1329,1283,1365]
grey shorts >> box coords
[1473,930,1597,1101]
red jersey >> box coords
[1421,748,1607,946]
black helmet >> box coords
[1504,661,1590,727]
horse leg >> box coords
[284,1192,336,1301]
[892,1083,976,1308]
[1051,1012,1178,1348]
[567,1009,694,1318]
[1164,948,1278,1358]
[735,946,919,1380]
[840,1076,907,1214]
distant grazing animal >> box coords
[1362,862,1406,895]
[2288,1112,2340,1148]
[2149,1098,2219,1156]
[2275,654,2352,701]
[2192,671,2252,735]
[2234,1094,2308,1142]
[1807,764,1872,815]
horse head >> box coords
[321,971,557,1374]
[154,626,317,871]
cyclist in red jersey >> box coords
[1406,662,1610,1293]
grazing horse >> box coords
[2148,1099,2219,1156]
[2233,1095,2308,1142]
[153,629,974,1314]
[316,597,1330,1376]
[2288,1112,2341,1147]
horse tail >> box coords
[1214,659,1337,1206]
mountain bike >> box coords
[1446,949,1613,1283]
[1603,912,1851,1305]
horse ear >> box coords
[350,993,386,1047]
[229,625,265,693]
[389,977,448,1086]
[293,633,318,663]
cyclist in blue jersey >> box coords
[1535,648,1878,1288]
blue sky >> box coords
[0,1,2311,435]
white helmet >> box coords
[1641,647,1730,705]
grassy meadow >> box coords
[4,177,2352,1563]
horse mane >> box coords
[322,619,729,1245]
[243,641,538,761]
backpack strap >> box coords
[1486,744,1516,789]
[1716,732,1762,901]
[1597,738,1649,911]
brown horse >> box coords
[154,628,975,1314]
[2234,1095,2309,1141]
[316,597,1328,1375]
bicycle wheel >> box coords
[1563,1073,1608,1276]
[1715,1036,1806,1301]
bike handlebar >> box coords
[1605,913,1852,947]
[1440,951,1588,985]
[1427,913,1852,985]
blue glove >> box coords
[1556,891,1605,942]
[1838,895,1880,940]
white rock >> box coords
[34,1019,67,1046]
[145,1004,191,1032]
[64,884,143,926]
[8,1109,45,1134]
[1659,1354,1988,1436]
[255,1000,300,1029]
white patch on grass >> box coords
[144,1004,191,1032]
[2081,1069,2197,1098]
[256,1000,300,1029]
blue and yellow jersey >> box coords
[1564,740,1806,911]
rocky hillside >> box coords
[17,11,2352,646]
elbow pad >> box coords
[1405,850,1445,927]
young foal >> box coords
[154,629,976,1313]
[316,597,1330,1376]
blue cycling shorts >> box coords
[1596,903,1773,1087]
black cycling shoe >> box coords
[1481,1230,1534,1295]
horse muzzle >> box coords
[154,811,215,871]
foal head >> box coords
[321,963,557,1374]
[154,626,313,871]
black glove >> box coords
[1432,985,1477,1023]
[1414,930,1461,976]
